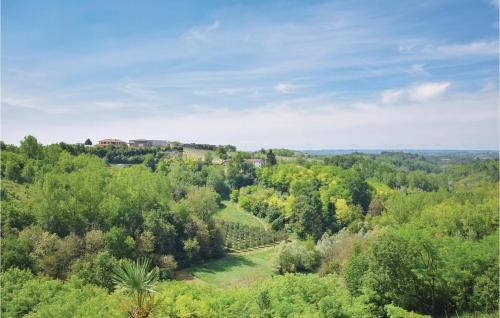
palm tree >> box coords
[112,258,160,318]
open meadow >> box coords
[179,246,278,288]
[184,201,280,288]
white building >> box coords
[246,158,264,168]
[128,139,171,147]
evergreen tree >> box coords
[266,150,277,166]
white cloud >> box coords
[400,40,499,58]
[182,21,220,42]
[381,82,451,104]
[273,83,296,94]
[409,82,450,101]
[410,63,426,75]
[3,97,41,110]
[3,86,497,150]
[194,88,247,96]
[117,83,157,99]
[2,97,69,114]
[381,89,405,104]
[429,40,498,57]
[94,101,130,110]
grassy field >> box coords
[186,246,278,288]
[177,198,279,288]
[214,201,267,230]
[182,148,214,161]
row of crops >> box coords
[218,220,284,251]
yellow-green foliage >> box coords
[2,179,28,200]
[151,274,369,318]
[385,304,431,318]
[1,269,126,318]
[2,138,499,318]
[367,178,395,199]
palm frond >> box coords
[112,257,160,309]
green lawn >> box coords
[214,201,267,230]
[188,247,278,288]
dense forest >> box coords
[1,136,498,318]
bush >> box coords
[385,304,431,318]
[183,238,200,261]
[273,242,319,274]
[104,227,135,259]
[70,251,118,291]
[158,255,178,279]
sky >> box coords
[1,0,499,150]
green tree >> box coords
[112,258,160,318]
[227,156,256,189]
[70,251,119,291]
[205,166,230,199]
[1,235,33,270]
[204,151,214,164]
[1,268,63,317]
[266,149,277,166]
[273,241,319,274]
[215,145,228,159]
[104,227,136,259]
[84,229,105,253]
[183,238,200,262]
[137,231,155,256]
[143,154,156,172]
[346,172,371,212]
[158,255,178,279]
[20,135,43,160]
[21,159,37,183]
[181,186,220,222]
[30,154,109,236]
[367,198,384,216]
[143,209,177,255]
[1,151,25,182]
[256,289,272,318]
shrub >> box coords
[273,242,319,274]
[158,255,178,279]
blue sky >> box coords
[2,0,498,149]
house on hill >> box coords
[152,140,171,146]
[98,138,126,146]
[129,139,153,147]
[129,139,171,147]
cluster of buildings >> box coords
[97,138,265,168]
[98,138,173,148]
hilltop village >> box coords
[89,137,268,168]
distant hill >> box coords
[302,149,498,159]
